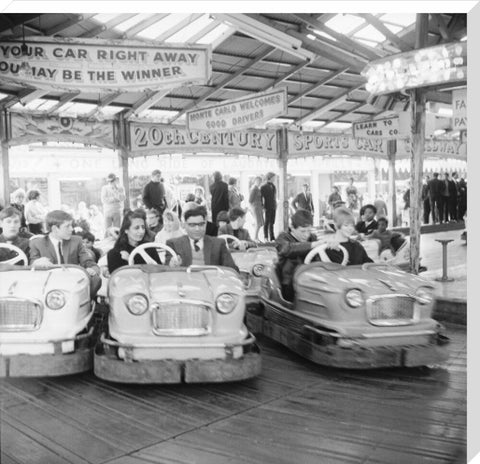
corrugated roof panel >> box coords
[166,15,213,43]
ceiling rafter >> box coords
[357,13,412,52]
[187,20,220,44]
[1,88,39,109]
[121,14,169,39]
[45,92,80,114]
[261,60,310,91]
[45,14,85,36]
[431,14,451,42]
[85,91,122,118]
[82,14,137,39]
[154,14,203,42]
[295,83,365,126]
[169,46,274,123]
[319,102,366,130]
[19,89,48,106]
[293,13,383,61]
[288,67,349,105]
[122,89,171,119]
[246,13,366,71]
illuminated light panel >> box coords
[92,13,120,24]
[166,15,213,43]
[137,14,190,39]
[353,24,387,43]
[380,13,416,27]
[312,30,337,41]
[114,13,151,32]
[196,23,231,45]
[362,41,467,95]
[325,14,365,35]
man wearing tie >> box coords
[166,205,238,271]
[293,183,314,214]
[29,210,101,298]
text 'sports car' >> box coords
[218,235,277,308]
[94,243,261,384]
[249,243,449,369]
[0,243,95,377]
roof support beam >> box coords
[46,14,94,36]
[122,14,169,38]
[45,92,80,114]
[169,47,273,123]
[431,14,451,42]
[122,89,171,119]
[187,19,220,43]
[288,67,349,105]
[294,84,364,126]
[319,102,366,130]
[19,89,48,106]
[1,88,40,109]
[262,60,310,91]
[357,14,412,52]
[154,14,203,42]
[81,14,137,38]
[85,91,122,119]
[293,13,383,61]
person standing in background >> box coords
[10,188,27,231]
[293,183,314,214]
[421,175,431,224]
[249,176,264,241]
[447,172,458,222]
[261,172,277,241]
[228,177,243,210]
[142,170,166,223]
[327,186,342,215]
[345,177,359,210]
[25,189,46,234]
[428,173,442,224]
[457,176,467,221]
[373,194,388,220]
[209,171,229,224]
[101,173,126,229]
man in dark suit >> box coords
[260,172,277,241]
[209,171,229,224]
[293,183,314,214]
[29,210,101,298]
[421,175,431,224]
[447,172,458,222]
[428,172,443,224]
[166,205,238,271]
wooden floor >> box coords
[0,324,466,464]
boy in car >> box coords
[0,207,30,264]
[276,209,326,302]
[30,210,102,298]
[355,204,378,235]
[218,207,256,251]
[166,205,238,271]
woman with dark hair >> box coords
[107,209,161,273]
[25,189,46,234]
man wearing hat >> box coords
[142,170,166,221]
[100,173,126,229]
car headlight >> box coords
[125,294,149,315]
[345,289,364,308]
[45,290,66,310]
[415,286,434,305]
[252,264,264,277]
[216,293,238,314]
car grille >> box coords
[0,298,42,331]
[367,295,415,326]
[239,271,252,289]
[152,303,211,335]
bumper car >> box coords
[94,242,261,383]
[0,243,95,377]
[218,235,277,308]
[248,243,449,369]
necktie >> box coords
[193,240,200,252]
[58,242,64,264]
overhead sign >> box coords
[9,113,115,148]
[129,123,278,156]
[362,41,467,95]
[452,88,467,130]
[352,114,410,139]
[0,37,212,93]
[288,132,387,157]
[186,88,287,131]
[397,138,466,160]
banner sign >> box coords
[9,113,115,148]
[129,123,278,156]
[352,115,409,139]
[362,41,467,95]
[288,132,388,158]
[452,88,467,130]
[0,37,211,93]
[186,88,287,131]
[397,138,467,160]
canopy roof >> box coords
[0,12,467,138]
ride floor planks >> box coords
[0,324,466,464]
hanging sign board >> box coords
[186,88,287,131]
[0,37,212,93]
[452,88,467,130]
[352,114,410,139]
[129,123,278,157]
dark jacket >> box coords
[166,235,238,271]
[428,177,444,198]
[275,231,316,287]
[142,181,166,212]
[293,191,314,213]
[107,242,160,274]
[325,240,373,266]
[355,219,378,235]
[0,234,30,264]
[209,180,229,223]
[260,181,277,211]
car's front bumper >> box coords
[94,333,261,383]
[0,328,94,377]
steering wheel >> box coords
[128,242,178,265]
[0,243,28,265]
[217,234,242,247]
[304,243,349,265]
